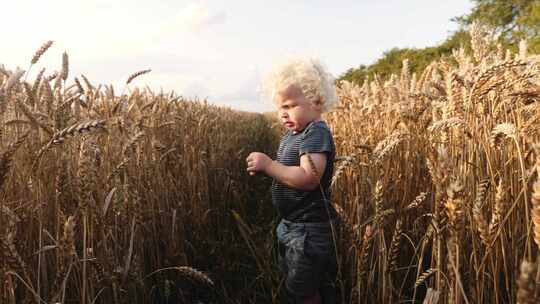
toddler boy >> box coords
[246,57,339,304]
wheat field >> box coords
[328,23,540,304]
[1,23,540,303]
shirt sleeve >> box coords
[299,125,333,156]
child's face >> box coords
[274,85,321,133]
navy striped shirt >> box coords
[271,120,337,222]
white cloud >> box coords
[170,3,226,34]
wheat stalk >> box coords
[473,178,491,245]
[490,123,517,147]
[415,268,437,287]
[427,118,464,134]
[404,192,428,211]
[331,154,355,187]
[3,68,25,93]
[126,69,151,85]
[387,219,403,273]
[33,120,107,169]
[74,77,84,94]
[531,144,540,251]
[61,52,69,81]
[358,225,374,277]
[488,179,506,242]
[145,266,214,287]
[31,40,53,64]
[15,95,53,135]
[516,260,537,304]
[0,132,29,191]
[373,179,384,228]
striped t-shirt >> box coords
[271,120,337,222]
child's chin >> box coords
[288,126,299,132]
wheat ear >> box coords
[516,260,537,304]
[126,69,151,85]
[31,40,53,64]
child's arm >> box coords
[246,152,327,191]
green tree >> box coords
[339,30,470,86]
[455,0,540,52]
[339,0,540,86]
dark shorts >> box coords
[276,218,339,300]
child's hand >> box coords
[246,152,272,176]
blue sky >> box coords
[2,0,473,112]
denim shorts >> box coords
[276,218,339,300]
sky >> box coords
[2,0,473,112]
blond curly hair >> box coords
[262,57,338,113]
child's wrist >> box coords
[265,160,276,174]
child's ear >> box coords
[311,99,324,112]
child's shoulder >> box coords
[302,120,332,135]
